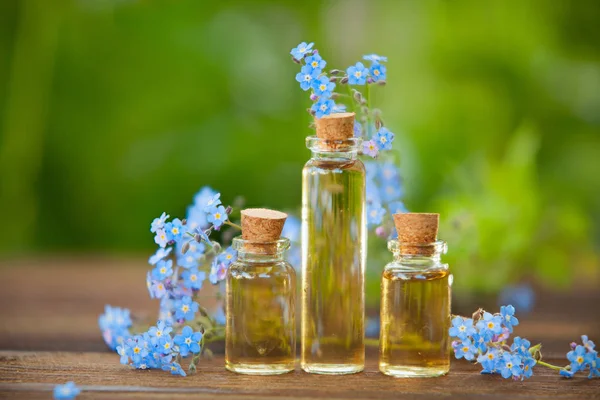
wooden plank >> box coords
[1,351,599,399]
[1,259,599,399]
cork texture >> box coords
[315,112,355,141]
[393,212,439,256]
[241,208,287,254]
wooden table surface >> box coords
[1,257,599,399]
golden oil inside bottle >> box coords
[301,158,366,375]
[379,267,451,377]
[226,262,296,375]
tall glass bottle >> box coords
[226,209,296,375]
[301,112,366,375]
[379,213,452,377]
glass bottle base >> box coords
[226,361,295,375]
[379,363,449,378]
[301,363,364,375]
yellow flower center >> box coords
[487,322,495,329]
[488,354,494,360]
[156,331,162,337]
[507,362,513,369]
[164,343,170,349]
[459,326,466,332]
[320,84,326,91]
[381,137,387,143]
[182,305,190,312]
[462,347,469,352]
[374,69,380,76]
[355,71,362,78]
[190,274,197,282]
[172,227,179,234]
[215,213,221,219]
[160,267,166,274]
[577,356,584,364]
[312,61,318,67]
[133,346,141,354]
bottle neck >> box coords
[388,240,447,263]
[306,136,361,161]
[232,237,290,263]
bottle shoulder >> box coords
[303,158,366,174]
[383,260,449,280]
[228,260,296,278]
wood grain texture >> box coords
[1,352,599,399]
[0,258,599,399]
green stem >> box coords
[537,360,567,371]
[224,220,242,230]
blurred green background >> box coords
[1,0,599,295]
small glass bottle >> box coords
[301,112,366,375]
[379,213,452,378]
[226,209,296,375]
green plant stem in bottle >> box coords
[226,209,296,375]
[301,112,366,375]
[379,213,452,378]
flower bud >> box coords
[570,342,577,350]
[330,92,340,100]
[310,93,318,101]
[353,91,363,103]
[340,77,349,84]
[194,233,201,242]
[225,206,233,215]
[313,49,318,54]
[330,69,341,75]
[307,108,316,116]
[377,80,387,86]
[329,76,337,82]
[181,219,187,225]
[212,242,222,253]
[167,240,175,246]
[367,77,374,84]
[375,226,386,238]
[292,57,301,64]
[181,241,190,254]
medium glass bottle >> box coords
[301,112,366,375]
[226,235,296,375]
[379,213,452,378]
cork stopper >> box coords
[315,112,355,141]
[241,208,287,254]
[393,213,439,256]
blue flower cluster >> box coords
[450,305,538,380]
[98,305,132,351]
[100,186,243,376]
[560,336,599,379]
[145,186,238,325]
[116,320,203,377]
[53,382,80,400]
[365,161,407,232]
[291,42,339,118]
[451,305,599,380]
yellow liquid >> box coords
[226,262,296,375]
[379,267,451,377]
[301,157,366,375]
